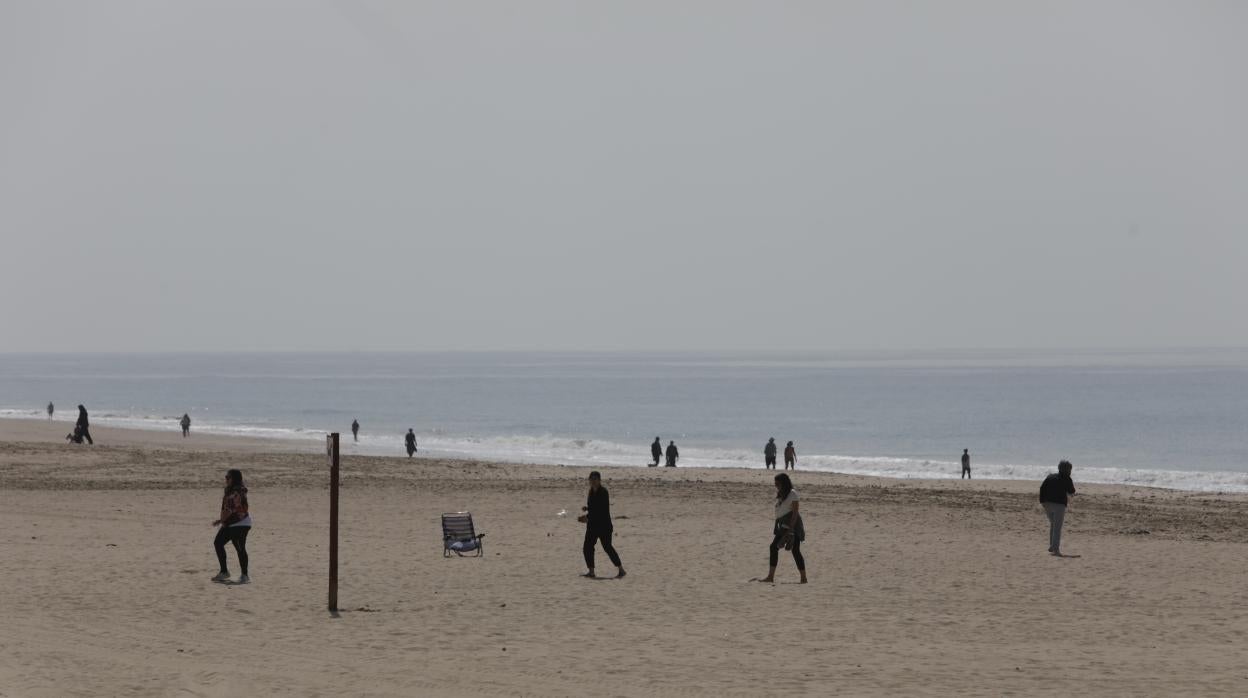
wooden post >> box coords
[327,432,339,612]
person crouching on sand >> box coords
[212,469,252,584]
[1039,460,1076,556]
[761,473,806,584]
[578,471,625,579]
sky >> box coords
[1,1,1245,352]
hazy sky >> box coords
[2,1,1245,352]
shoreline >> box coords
[3,416,1246,497]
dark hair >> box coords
[774,473,793,502]
[225,469,245,490]
[588,471,601,480]
[1058,460,1073,474]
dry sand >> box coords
[1,418,1246,696]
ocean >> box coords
[2,350,1247,492]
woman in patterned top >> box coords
[211,469,252,584]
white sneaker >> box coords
[236,574,250,584]
[211,571,230,582]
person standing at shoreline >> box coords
[47,402,54,420]
[578,471,625,579]
[211,468,251,584]
[784,441,796,470]
[650,437,662,467]
[760,472,806,584]
[405,429,417,457]
[665,440,679,467]
[1039,460,1076,556]
[180,413,191,437]
[76,405,93,445]
[961,449,971,479]
[351,419,360,442]
[764,438,778,470]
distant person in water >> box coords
[650,437,661,467]
[961,449,971,479]
[47,402,54,420]
[180,413,191,437]
[211,468,251,584]
[760,472,806,584]
[665,440,678,467]
[764,437,778,469]
[578,471,625,579]
[351,419,360,442]
[1039,460,1076,556]
[784,441,796,470]
[76,405,93,445]
[405,429,417,457]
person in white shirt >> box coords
[760,473,806,584]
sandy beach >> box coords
[1,418,1246,696]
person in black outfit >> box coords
[1039,460,1076,556]
[764,437,778,469]
[578,471,625,579]
[404,429,417,457]
[665,440,678,467]
[961,449,971,479]
[76,405,93,445]
[650,437,662,467]
[351,419,360,442]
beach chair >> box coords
[442,512,486,557]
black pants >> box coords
[769,531,805,570]
[214,525,250,574]
[583,528,621,570]
[182,427,189,437]
[79,426,93,445]
[962,467,971,479]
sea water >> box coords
[1,350,1246,492]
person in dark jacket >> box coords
[405,429,417,457]
[650,437,662,467]
[961,449,971,479]
[1039,460,1076,555]
[211,468,252,584]
[47,402,54,420]
[578,471,625,579]
[784,441,796,470]
[76,405,93,445]
[180,413,191,437]
[351,419,360,442]
[764,438,778,469]
[665,440,679,467]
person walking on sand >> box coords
[784,441,796,470]
[650,437,662,467]
[961,449,971,479]
[578,471,626,579]
[180,413,191,437]
[211,468,252,584]
[1039,460,1076,556]
[405,429,417,457]
[47,402,54,420]
[760,472,806,583]
[76,404,93,445]
[665,440,679,467]
[351,419,360,442]
[764,437,778,470]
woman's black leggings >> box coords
[769,531,805,570]
[214,525,250,574]
[583,528,622,569]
